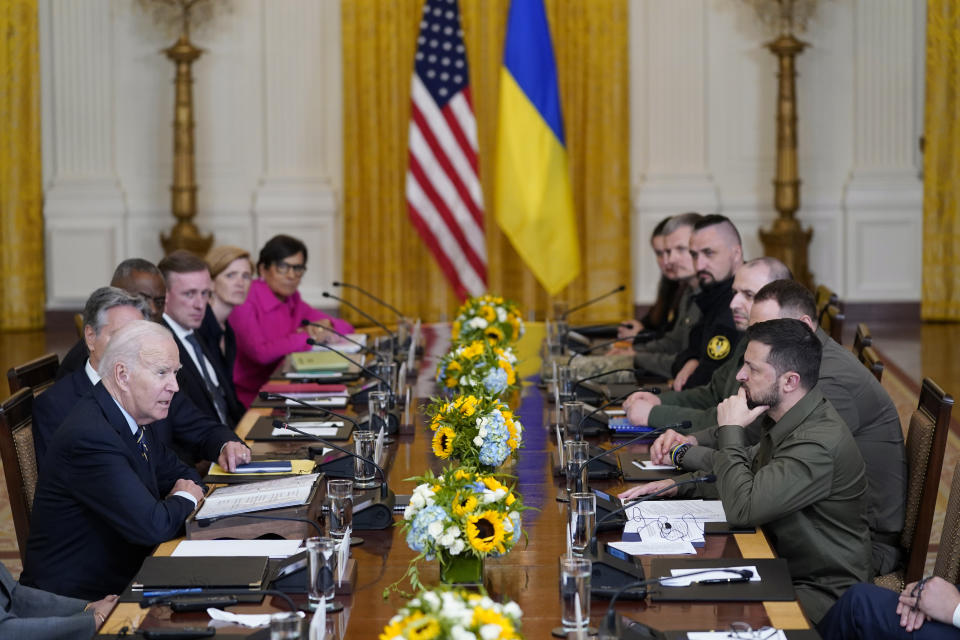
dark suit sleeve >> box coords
[31,393,63,473]
[0,614,96,640]
[151,435,202,495]
[63,431,195,547]
[168,393,242,463]
[55,340,88,381]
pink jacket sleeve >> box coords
[302,301,354,335]
[230,301,312,365]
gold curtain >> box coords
[0,0,44,330]
[922,0,960,320]
[341,0,630,325]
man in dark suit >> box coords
[0,563,117,638]
[22,321,206,599]
[158,251,245,427]
[34,287,249,472]
[57,258,168,378]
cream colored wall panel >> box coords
[253,212,339,310]
[846,210,921,300]
[46,222,121,308]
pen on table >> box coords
[693,576,752,585]
[141,588,203,598]
[632,460,644,469]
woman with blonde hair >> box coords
[198,245,253,381]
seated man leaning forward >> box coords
[619,319,872,624]
[21,321,205,600]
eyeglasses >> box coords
[728,622,779,639]
[274,261,307,276]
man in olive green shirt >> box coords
[620,319,872,624]
[630,279,905,575]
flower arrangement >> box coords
[427,395,523,470]
[387,467,525,595]
[436,340,519,398]
[451,294,524,347]
[380,588,524,640]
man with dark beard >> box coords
[619,319,872,624]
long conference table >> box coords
[99,323,812,638]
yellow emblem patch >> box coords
[706,335,731,360]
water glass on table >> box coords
[353,431,378,488]
[568,492,596,555]
[269,611,303,640]
[326,479,353,540]
[562,401,586,440]
[563,440,590,497]
[557,364,574,403]
[307,537,338,610]
[367,390,390,431]
[559,556,591,631]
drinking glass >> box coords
[557,365,574,403]
[367,390,390,433]
[270,611,303,640]
[562,401,586,441]
[306,537,338,609]
[353,431,378,488]
[568,492,596,554]
[559,556,591,631]
[563,440,590,497]
[326,479,353,540]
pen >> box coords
[693,577,751,585]
[141,588,203,598]
[632,460,644,469]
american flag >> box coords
[406,0,486,300]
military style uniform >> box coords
[675,386,873,624]
[669,327,905,575]
[669,276,740,389]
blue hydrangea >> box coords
[478,438,510,467]
[482,367,508,394]
[508,511,522,543]
[406,505,447,554]
[436,365,446,384]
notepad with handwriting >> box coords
[195,473,319,520]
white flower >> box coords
[422,590,441,610]
[439,525,460,547]
[479,624,501,640]
[428,520,444,538]
[482,488,506,504]
[409,493,425,509]
[478,426,487,437]
[449,538,466,555]
[503,601,522,618]
[467,317,488,329]
[473,435,483,447]
[496,307,507,322]
[450,626,477,640]
[403,504,415,519]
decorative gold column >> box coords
[0,0,45,330]
[759,33,813,289]
[159,30,212,255]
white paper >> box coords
[337,529,351,587]
[632,459,675,470]
[556,426,565,465]
[207,608,273,628]
[662,565,760,587]
[636,500,727,522]
[375,428,385,465]
[623,505,706,543]
[285,397,347,407]
[309,601,326,640]
[272,425,340,438]
[196,474,319,520]
[608,539,697,556]
[687,632,785,640]
[172,539,303,559]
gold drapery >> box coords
[0,0,44,330]
[341,0,630,325]
[922,0,960,320]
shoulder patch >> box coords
[706,335,731,360]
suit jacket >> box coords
[197,304,237,384]
[0,563,95,640]
[163,319,245,428]
[21,383,201,600]
[56,339,88,380]
[33,367,241,473]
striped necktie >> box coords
[135,426,149,461]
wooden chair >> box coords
[6,353,60,397]
[820,303,845,345]
[815,284,839,320]
[852,323,884,382]
[0,388,38,563]
[934,462,960,584]
[73,312,84,339]
[874,378,954,591]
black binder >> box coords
[648,557,795,602]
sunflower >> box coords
[482,476,505,491]
[431,426,456,458]
[446,360,462,373]
[451,320,461,340]
[454,469,473,481]
[445,377,458,388]
[451,490,479,517]
[484,325,504,344]
[461,341,485,360]
[480,305,496,322]
[471,608,517,638]
[466,510,506,553]
[405,613,442,640]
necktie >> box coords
[135,426,149,461]
[185,333,229,424]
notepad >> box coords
[290,351,351,372]
[195,474,319,520]
[172,539,303,559]
[271,424,340,438]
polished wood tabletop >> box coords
[101,324,811,637]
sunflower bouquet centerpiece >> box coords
[427,395,523,471]
[387,467,525,594]
[436,340,519,399]
[380,587,524,640]
[451,294,524,348]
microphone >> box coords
[273,419,389,500]
[332,281,404,320]
[301,319,381,361]
[573,422,670,491]
[571,369,651,392]
[322,291,396,346]
[258,391,361,428]
[566,337,625,365]
[560,285,626,320]
[140,588,298,613]
[574,392,634,441]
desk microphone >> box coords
[566,337,625,365]
[322,291,396,347]
[572,421,690,492]
[259,391,360,427]
[140,588,298,612]
[301,319,382,361]
[573,392,634,440]
[571,370,656,392]
[332,281,404,320]
[560,285,626,320]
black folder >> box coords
[246,415,353,441]
[648,557,795,602]
[131,556,269,591]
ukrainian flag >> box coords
[495,0,581,296]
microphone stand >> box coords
[560,285,627,321]
[301,319,382,361]
[321,291,398,355]
[332,281,405,320]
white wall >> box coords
[40,0,924,308]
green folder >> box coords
[290,351,351,372]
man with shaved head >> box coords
[22,321,205,599]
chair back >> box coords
[820,304,845,345]
[7,353,60,397]
[934,463,960,584]
[901,378,953,582]
[852,324,884,382]
[0,388,38,562]
[73,312,84,339]
[852,323,873,355]
[815,284,839,318]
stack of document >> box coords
[313,333,368,354]
[171,539,303,558]
[616,500,728,555]
[195,473,319,520]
